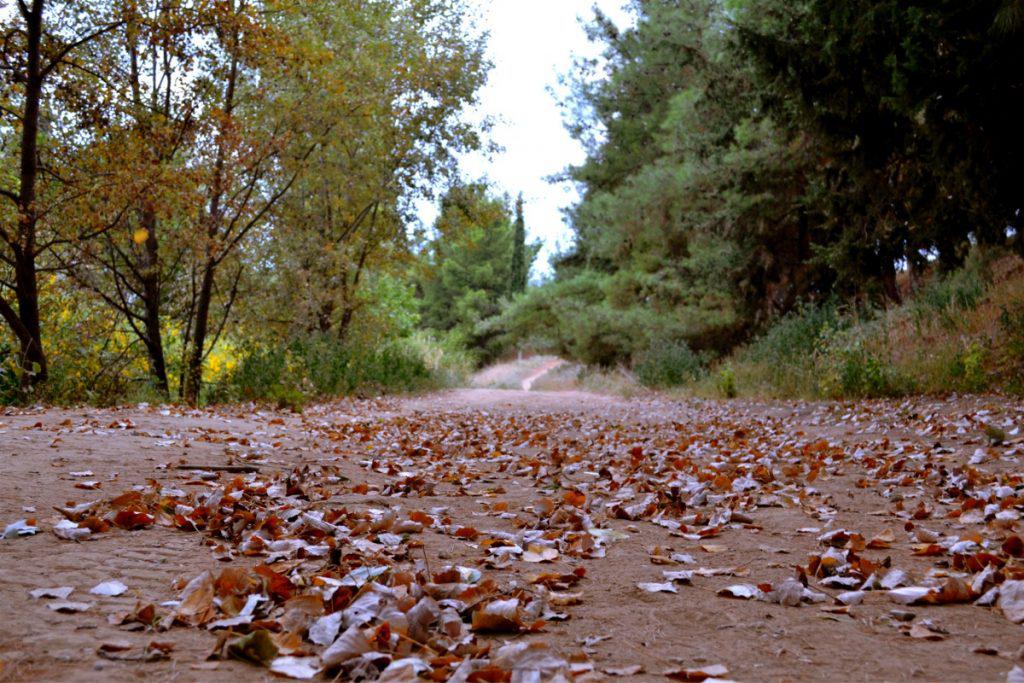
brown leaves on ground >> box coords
[14,394,1024,680]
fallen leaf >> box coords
[637,582,677,594]
[867,528,896,549]
[90,580,128,597]
[471,598,526,632]
[663,570,694,584]
[29,587,74,600]
[1003,535,1024,558]
[888,587,931,605]
[523,545,559,563]
[270,656,322,680]
[226,629,278,667]
[605,665,644,676]
[998,580,1024,623]
[98,640,133,653]
[717,584,762,600]
[908,623,945,641]
[47,601,92,613]
[665,663,729,681]
[321,625,371,667]
[308,612,342,647]
[52,519,90,541]
[836,590,865,606]
[3,519,38,539]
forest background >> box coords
[1,0,1022,407]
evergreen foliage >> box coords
[490,0,1024,374]
[417,183,538,362]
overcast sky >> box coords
[416,0,633,278]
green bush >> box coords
[478,269,741,369]
[717,364,737,398]
[948,341,988,393]
[909,265,986,331]
[745,303,840,366]
[727,303,840,396]
[634,339,706,388]
[814,323,911,398]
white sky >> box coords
[416,0,633,278]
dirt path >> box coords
[520,360,567,392]
[1,391,1023,682]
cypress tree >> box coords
[511,193,527,294]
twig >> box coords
[421,545,433,579]
[174,464,260,473]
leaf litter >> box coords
[7,394,1024,680]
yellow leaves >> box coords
[132,228,149,244]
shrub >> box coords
[578,366,643,398]
[717,364,737,398]
[728,303,841,396]
[909,266,986,331]
[814,323,911,398]
[634,339,706,388]
[948,341,988,393]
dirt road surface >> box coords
[2,389,1023,682]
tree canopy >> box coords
[0,0,487,404]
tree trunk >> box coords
[182,260,214,405]
[881,257,901,305]
[139,210,168,396]
[337,306,355,341]
[316,300,334,334]
[13,250,46,386]
[181,13,240,406]
[12,1,47,388]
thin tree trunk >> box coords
[13,0,47,387]
[182,260,214,404]
[138,208,169,396]
[129,31,170,398]
[182,14,239,406]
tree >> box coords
[511,0,1024,372]
[737,0,1024,291]
[0,0,122,389]
[56,1,207,397]
[556,0,817,355]
[510,194,528,294]
[419,182,536,359]
[249,0,488,345]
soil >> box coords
[1,389,1023,682]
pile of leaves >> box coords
[45,461,586,680]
